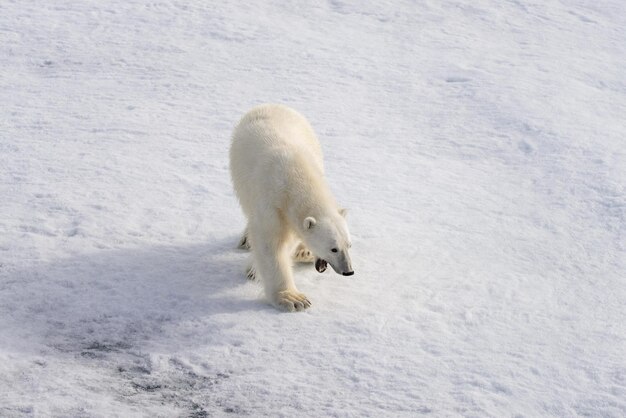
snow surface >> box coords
[1,1,625,416]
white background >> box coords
[1,1,624,416]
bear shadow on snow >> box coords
[0,236,266,357]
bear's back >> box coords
[230,104,325,215]
[232,104,322,161]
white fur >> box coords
[230,104,353,311]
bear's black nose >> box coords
[342,271,354,276]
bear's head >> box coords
[302,209,353,276]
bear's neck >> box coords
[284,163,338,234]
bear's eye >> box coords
[331,248,338,253]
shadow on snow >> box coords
[0,236,266,356]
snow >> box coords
[1,0,625,416]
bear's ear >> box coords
[339,208,348,218]
[303,217,317,230]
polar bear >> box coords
[230,104,354,312]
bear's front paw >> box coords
[292,243,314,263]
[274,290,311,312]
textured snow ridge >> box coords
[1,1,625,417]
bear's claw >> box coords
[293,243,314,263]
[275,290,311,312]
[238,232,251,250]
